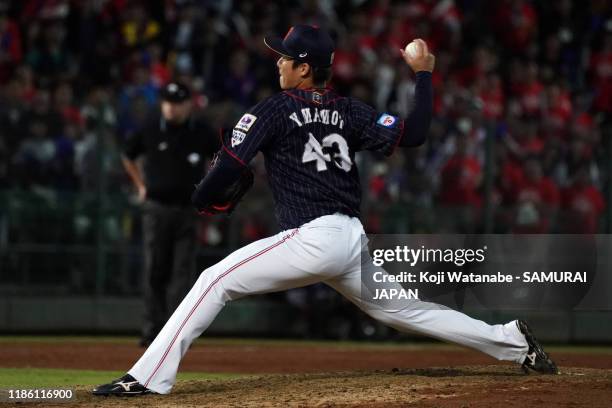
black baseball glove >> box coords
[196,151,254,215]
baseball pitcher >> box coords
[94,25,557,396]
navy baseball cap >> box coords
[264,25,335,68]
[160,81,191,103]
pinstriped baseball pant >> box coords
[129,214,528,394]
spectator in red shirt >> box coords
[404,0,461,50]
[543,82,572,133]
[492,142,525,231]
[512,157,559,233]
[493,0,537,54]
[456,46,498,88]
[510,61,544,118]
[560,165,605,233]
[332,33,361,79]
[53,81,83,129]
[368,162,390,202]
[474,73,505,120]
[496,142,525,205]
[146,43,170,89]
[439,134,482,207]
[521,120,545,155]
[438,134,482,232]
[504,118,545,159]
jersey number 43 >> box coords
[302,133,352,172]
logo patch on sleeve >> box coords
[376,113,398,128]
[235,113,257,132]
[231,129,247,147]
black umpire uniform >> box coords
[122,82,219,347]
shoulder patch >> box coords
[231,129,247,147]
[235,113,257,132]
[376,113,398,128]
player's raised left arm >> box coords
[397,39,435,148]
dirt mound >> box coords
[2,340,612,406]
[14,366,612,408]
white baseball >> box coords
[405,41,420,58]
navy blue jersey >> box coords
[223,88,404,229]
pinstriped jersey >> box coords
[224,88,404,229]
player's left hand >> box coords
[196,162,254,216]
[400,39,435,73]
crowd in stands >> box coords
[0,0,610,241]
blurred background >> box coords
[0,0,611,341]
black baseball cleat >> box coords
[517,320,559,374]
[92,374,154,396]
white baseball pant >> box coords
[129,214,528,394]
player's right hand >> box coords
[400,39,435,73]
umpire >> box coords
[122,81,219,347]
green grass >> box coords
[0,336,139,344]
[0,368,243,388]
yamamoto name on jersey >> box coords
[288,107,345,129]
